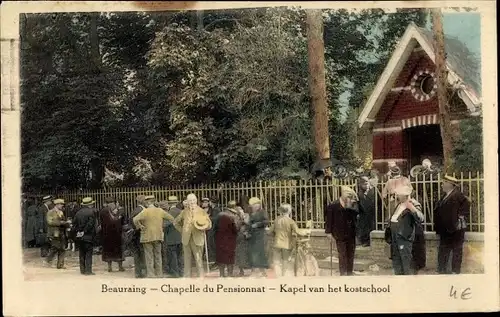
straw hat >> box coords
[81,197,95,206]
[144,195,155,201]
[53,198,65,205]
[248,197,261,206]
[443,175,459,186]
[42,195,53,202]
[168,196,179,202]
[193,212,210,230]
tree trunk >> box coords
[197,10,204,32]
[432,9,455,172]
[306,10,330,164]
[89,13,102,73]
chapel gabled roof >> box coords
[358,22,482,129]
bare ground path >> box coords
[22,247,413,281]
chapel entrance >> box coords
[405,124,443,168]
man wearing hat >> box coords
[37,195,54,257]
[388,184,424,275]
[268,203,300,277]
[433,175,470,274]
[356,176,380,247]
[324,186,359,276]
[174,193,212,278]
[45,199,71,269]
[163,196,184,277]
[201,197,218,267]
[133,195,175,278]
[129,195,147,278]
[72,197,99,275]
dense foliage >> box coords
[21,8,427,190]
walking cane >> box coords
[204,232,210,273]
[330,240,333,276]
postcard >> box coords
[1,1,498,315]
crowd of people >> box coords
[324,164,470,276]
[21,162,470,277]
[23,192,310,278]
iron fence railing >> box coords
[24,172,484,232]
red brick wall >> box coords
[372,131,404,159]
[376,51,439,125]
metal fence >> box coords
[25,172,484,233]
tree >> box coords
[453,116,483,171]
[306,9,330,173]
[20,8,430,190]
[432,8,455,172]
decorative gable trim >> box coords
[358,23,482,128]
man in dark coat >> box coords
[37,195,54,257]
[72,197,98,275]
[433,175,470,274]
[99,197,126,272]
[129,195,147,278]
[202,197,219,267]
[356,177,378,247]
[324,186,359,276]
[163,196,184,277]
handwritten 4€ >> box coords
[280,284,325,294]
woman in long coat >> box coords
[24,199,39,248]
[214,201,240,277]
[235,208,250,277]
[247,197,270,277]
[99,197,126,272]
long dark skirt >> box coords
[412,226,426,272]
[235,233,250,269]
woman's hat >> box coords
[81,197,95,206]
[389,165,401,176]
[53,198,65,205]
[393,184,413,196]
[193,212,210,230]
[248,197,261,206]
[443,175,459,186]
[340,186,358,201]
[227,200,237,208]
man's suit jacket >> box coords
[133,207,175,243]
[173,206,212,246]
[46,208,68,239]
[433,188,470,235]
[324,200,358,241]
[164,206,182,245]
[72,206,98,243]
[269,215,299,250]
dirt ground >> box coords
[22,247,404,281]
